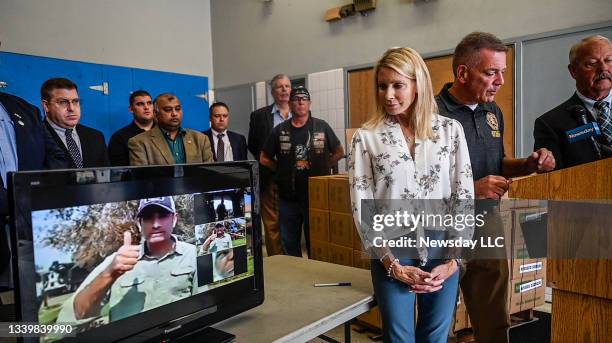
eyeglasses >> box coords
[49,98,80,108]
[290,96,310,102]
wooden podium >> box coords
[509,158,612,342]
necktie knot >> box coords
[217,133,225,139]
[595,101,609,112]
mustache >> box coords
[595,71,612,81]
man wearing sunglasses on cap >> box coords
[260,86,344,258]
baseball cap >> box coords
[290,86,310,101]
[136,196,176,217]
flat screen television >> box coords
[8,162,264,342]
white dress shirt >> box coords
[576,90,612,120]
[46,118,82,155]
[211,128,234,161]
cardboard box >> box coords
[513,244,531,260]
[309,208,330,241]
[357,306,382,329]
[533,280,546,308]
[328,175,351,213]
[508,274,546,314]
[500,210,513,259]
[309,176,329,209]
[328,243,353,267]
[512,258,546,279]
[353,250,371,270]
[329,211,354,248]
[310,239,329,262]
[454,308,469,332]
[499,199,541,212]
[512,207,547,249]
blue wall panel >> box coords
[132,69,209,132]
[0,52,209,142]
[104,65,136,135]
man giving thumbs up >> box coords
[58,196,198,324]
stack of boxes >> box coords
[308,177,547,333]
[453,292,471,332]
[309,174,381,328]
[502,201,547,314]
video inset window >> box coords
[193,189,251,289]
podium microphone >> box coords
[567,104,602,159]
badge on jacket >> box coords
[486,112,501,138]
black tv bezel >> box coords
[8,162,264,343]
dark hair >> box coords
[215,223,225,229]
[209,102,229,116]
[452,32,508,77]
[153,93,178,112]
[129,90,152,106]
[40,78,78,101]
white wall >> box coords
[0,0,214,85]
[211,0,612,88]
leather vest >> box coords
[276,116,331,200]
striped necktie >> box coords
[594,101,612,145]
[65,128,83,168]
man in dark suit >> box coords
[534,35,612,170]
[0,90,68,288]
[247,74,292,256]
[41,78,109,168]
[203,102,247,161]
[108,90,155,166]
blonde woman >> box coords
[349,47,474,342]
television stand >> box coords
[175,327,235,343]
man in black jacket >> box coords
[203,102,247,161]
[41,78,109,168]
[247,74,292,256]
[108,90,155,166]
[261,86,344,257]
[534,35,612,169]
[0,90,68,288]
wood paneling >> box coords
[551,290,612,343]
[498,47,515,158]
[347,47,515,157]
[508,172,549,199]
[348,68,375,129]
[509,159,612,200]
[547,202,612,299]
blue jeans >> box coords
[278,198,310,257]
[371,257,459,343]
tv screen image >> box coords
[10,163,264,342]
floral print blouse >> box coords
[348,115,474,262]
